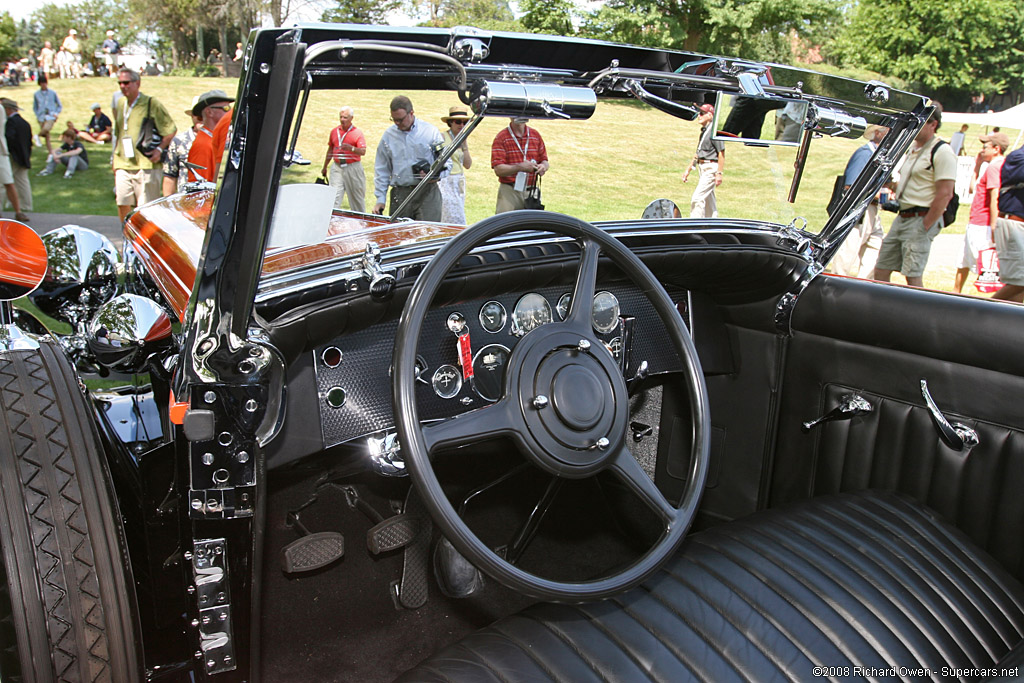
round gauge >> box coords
[431,364,462,399]
[592,291,620,334]
[472,344,511,401]
[556,293,572,320]
[479,301,507,333]
[511,293,552,336]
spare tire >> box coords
[0,341,141,682]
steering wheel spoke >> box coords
[609,445,678,525]
[563,237,601,333]
[422,397,519,453]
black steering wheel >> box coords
[392,211,710,601]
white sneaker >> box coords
[33,135,41,147]
[63,172,73,179]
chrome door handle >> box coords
[920,379,979,452]
[802,393,873,432]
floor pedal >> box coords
[367,514,425,555]
[397,489,432,609]
[282,532,345,574]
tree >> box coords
[829,0,1024,98]
[0,13,17,62]
[520,0,574,36]
[434,0,518,31]
[321,0,402,25]
[579,0,842,62]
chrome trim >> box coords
[368,430,406,477]
[0,320,42,352]
[191,539,236,675]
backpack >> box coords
[928,139,959,227]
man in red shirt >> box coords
[320,106,367,213]
[186,89,234,183]
[491,117,548,213]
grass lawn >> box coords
[6,75,1019,296]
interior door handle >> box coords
[802,393,873,432]
[920,379,979,452]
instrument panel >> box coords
[313,285,688,448]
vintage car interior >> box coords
[2,24,1024,683]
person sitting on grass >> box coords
[38,129,89,179]
[77,103,112,144]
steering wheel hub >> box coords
[513,331,626,475]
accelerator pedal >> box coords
[396,488,432,609]
[282,532,345,574]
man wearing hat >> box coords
[1,98,30,222]
[186,90,234,184]
[439,106,473,223]
[112,67,176,222]
[873,103,957,287]
[102,30,121,77]
[954,131,1009,292]
[78,103,112,144]
[320,106,366,213]
[683,103,725,218]
[163,98,202,196]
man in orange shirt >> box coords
[186,90,234,183]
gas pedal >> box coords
[281,531,345,574]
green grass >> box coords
[8,76,1019,296]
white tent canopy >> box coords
[941,103,1024,150]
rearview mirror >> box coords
[712,93,808,147]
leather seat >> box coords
[398,490,1024,682]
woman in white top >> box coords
[439,106,473,224]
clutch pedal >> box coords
[282,532,345,574]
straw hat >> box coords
[441,106,471,124]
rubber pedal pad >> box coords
[367,514,425,555]
[281,532,345,573]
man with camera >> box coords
[682,103,724,218]
[491,117,549,213]
[872,104,956,288]
[373,95,447,221]
[112,68,176,222]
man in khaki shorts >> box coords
[112,68,176,222]
[873,104,956,287]
[992,145,1024,302]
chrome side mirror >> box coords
[88,294,173,373]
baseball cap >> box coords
[699,103,714,115]
[980,132,1010,151]
[90,103,101,110]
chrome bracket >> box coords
[864,80,891,104]
[802,393,874,432]
[920,379,979,452]
[356,242,396,301]
[191,539,236,675]
[448,26,492,63]
[368,430,406,477]
[777,218,813,254]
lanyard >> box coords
[122,95,139,132]
[508,125,530,160]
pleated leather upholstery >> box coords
[397,491,1024,682]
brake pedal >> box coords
[367,514,425,554]
[282,532,345,574]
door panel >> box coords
[771,275,1024,581]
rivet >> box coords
[236,451,249,463]
[578,339,591,352]
[245,399,258,412]
[203,391,216,403]
[202,452,214,466]
[532,395,549,409]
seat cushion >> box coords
[397,490,1024,682]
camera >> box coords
[880,194,900,213]
[412,160,431,176]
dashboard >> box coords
[312,283,690,449]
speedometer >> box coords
[592,291,620,334]
[511,293,552,336]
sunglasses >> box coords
[210,105,232,112]
[117,80,134,85]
